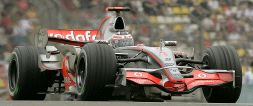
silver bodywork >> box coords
[117,46,183,80]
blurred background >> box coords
[0,0,253,102]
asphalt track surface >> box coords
[0,90,252,106]
[0,101,253,106]
[0,96,252,106]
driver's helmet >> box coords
[109,32,134,48]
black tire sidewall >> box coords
[202,46,242,103]
[8,46,48,100]
[8,52,20,96]
[76,43,117,100]
[76,49,88,96]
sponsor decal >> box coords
[64,77,71,83]
[134,72,143,77]
[130,79,154,84]
[164,58,171,61]
[111,34,133,40]
[164,63,174,67]
[48,30,98,42]
[160,51,168,57]
[189,80,216,86]
[198,73,207,78]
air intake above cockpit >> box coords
[114,17,125,30]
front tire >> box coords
[202,46,242,103]
[76,43,117,100]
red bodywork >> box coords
[62,57,76,90]
[47,15,111,46]
[126,70,233,93]
[47,29,99,46]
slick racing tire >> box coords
[8,46,53,100]
[76,43,117,100]
[202,46,242,103]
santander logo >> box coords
[47,29,98,42]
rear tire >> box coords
[202,46,242,103]
[76,43,117,100]
[8,46,53,100]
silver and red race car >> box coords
[8,7,242,102]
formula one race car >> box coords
[8,7,242,103]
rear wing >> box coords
[106,7,130,16]
[106,7,130,12]
[47,29,99,46]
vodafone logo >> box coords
[48,30,98,42]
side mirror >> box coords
[164,41,177,46]
[160,40,177,47]
[160,40,177,51]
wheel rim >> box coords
[77,57,87,93]
[202,55,210,69]
[202,54,213,99]
[9,59,18,92]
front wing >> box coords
[124,68,234,94]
